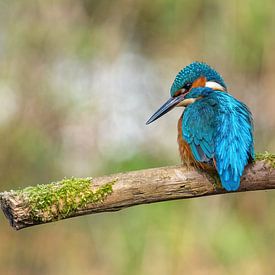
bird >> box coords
[146,62,254,191]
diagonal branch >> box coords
[1,153,275,230]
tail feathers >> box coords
[220,169,240,191]
[221,177,240,191]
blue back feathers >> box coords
[182,87,254,191]
[170,62,227,97]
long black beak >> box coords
[146,95,185,125]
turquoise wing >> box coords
[182,98,217,164]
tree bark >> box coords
[1,157,275,230]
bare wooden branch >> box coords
[1,157,275,230]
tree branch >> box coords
[1,154,275,230]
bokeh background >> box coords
[1,1,275,274]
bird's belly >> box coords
[177,116,212,170]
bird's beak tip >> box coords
[145,117,154,125]
[146,95,184,125]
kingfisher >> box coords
[146,62,254,191]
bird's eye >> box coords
[179,83,192,94]
[174,83,192,97]
[183,83,192,90]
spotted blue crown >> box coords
[170,62,227,97]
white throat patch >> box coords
[205,81,225,91]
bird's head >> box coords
[146,62,226,124]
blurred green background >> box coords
[1,1,275,274]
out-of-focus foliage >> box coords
[0,0,275,274]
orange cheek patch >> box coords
[191,76,206,88]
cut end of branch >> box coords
[0,177,115,230]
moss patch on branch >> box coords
[15,177,115,222]
[255,152,275,168]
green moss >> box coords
[15,177,115,222]
[255,151,275,168]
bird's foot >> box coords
[205,171,222,190]
[212,174,222,190]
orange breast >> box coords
[177,116,211,170]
